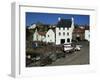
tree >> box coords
[36,21,43,27]
[74,24,79,28]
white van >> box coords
[63,44,74,53]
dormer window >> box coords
[67,32,69,36]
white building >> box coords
[55,17,74,45]
[33,29,46,42]
[85,30,90,41]
[33,29,55,43]
[45,29,55,43]
[33,17,74,45]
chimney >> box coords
[71,17,74,31]
[71,17,74,22]
[58,17,61,21]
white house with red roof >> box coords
[33,29,55,43]
[33,29,46,42]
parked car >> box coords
[74,45,81,51]
[63,44,74,53]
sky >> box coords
[26,12,90,27]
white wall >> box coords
[33,30,45,42]
[0,0,100,80]
[46,29,55,43]
[33,31,38,41]
[56,27,72,44]
[85,30,90,41]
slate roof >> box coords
[57,19,72,28]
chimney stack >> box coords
[58,17,61,21]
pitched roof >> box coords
[38,31,46,36]
[37,29,55,36]
[57,19,72,28]
[73,28,85,33]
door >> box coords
[61,39,65,44]
[67,38,70,42]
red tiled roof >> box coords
[73,28,85,33]
[38,32,46,36]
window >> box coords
[88,34,90,38]
[67,28,69,30]
[48,35,49,37]
[67,32,69,36]
[63,27,65,30]
[59,27,61,30]
[67,38,70,42]
[61,39,65,44]
[63,32,65,36]
[59,32,61,36]
[36,35,38,40]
